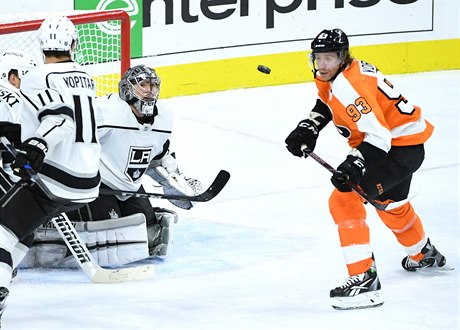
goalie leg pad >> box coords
[148,208,178,258]
[21,213,150,268]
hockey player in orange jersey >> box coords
[285,28,450,310]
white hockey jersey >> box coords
[95,94,173,194]
[0,80,26,183]
[0,80,24,123]
[20,61,101,201]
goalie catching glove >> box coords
[146,152,202,209]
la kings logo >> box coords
[125,147,151,182]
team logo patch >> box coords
[335,124,351,138]
[125,147,152,182]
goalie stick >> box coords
[0,137,154,283]
[302,147,413,211]
[99,170,231,202]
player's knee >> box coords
[328,189,366,225]
[376,202,416,230]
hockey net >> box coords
[0,10,131,96]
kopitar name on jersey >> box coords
[62,74,95,90]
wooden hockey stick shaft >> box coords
[0,137,153,283]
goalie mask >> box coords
[119,65,161,117]
[0,50,36,82]
[38,16,78,53]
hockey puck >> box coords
[257,65,271,74]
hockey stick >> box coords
[302,146,413,211]
[0,137,154,283]
[99,170,230,202]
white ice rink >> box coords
[3,70,459,330]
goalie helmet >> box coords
[119,65,161,117]
[0,50,36,81]
[38,16,78,52]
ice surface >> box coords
[4,70,459,330]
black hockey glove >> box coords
[331,155,366,192]
[285,119,319,157]
[11,137,48,180]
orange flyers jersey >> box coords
[315,59,433,152]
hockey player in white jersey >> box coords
[22,64,202,268]
[0,50,37,281]
[0,16,100,325]
[0,50,37,179]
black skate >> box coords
[0,287,9,328]
[402,238,453,272]
[330,265,383,310]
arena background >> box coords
[0,0,459,98]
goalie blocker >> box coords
[20,208,177,268]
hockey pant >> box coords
[66,183,157,222]
[0,167,42,268]
[328,144,427,276]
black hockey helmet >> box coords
[311,29,349,54]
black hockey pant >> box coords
[359,144,425,202]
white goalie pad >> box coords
[21,213,150,268]
[148,209,178,258]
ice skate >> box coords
[330,264,384,310]
[402,238,453,272]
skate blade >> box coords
[331,291,384,310]
[416,263,455,274]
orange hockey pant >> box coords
[329,188,426,276]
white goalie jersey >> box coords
[19,61,101,201]
[95,94,173,194]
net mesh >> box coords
[0,11,128,96]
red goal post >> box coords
[0,10,131,96]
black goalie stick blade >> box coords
[99,170,231,202]
[190,169,231,202]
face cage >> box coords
[128,78,160,117]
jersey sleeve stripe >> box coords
[38,106,74,121]
[391,117,428,138]
[40,163,100,190]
